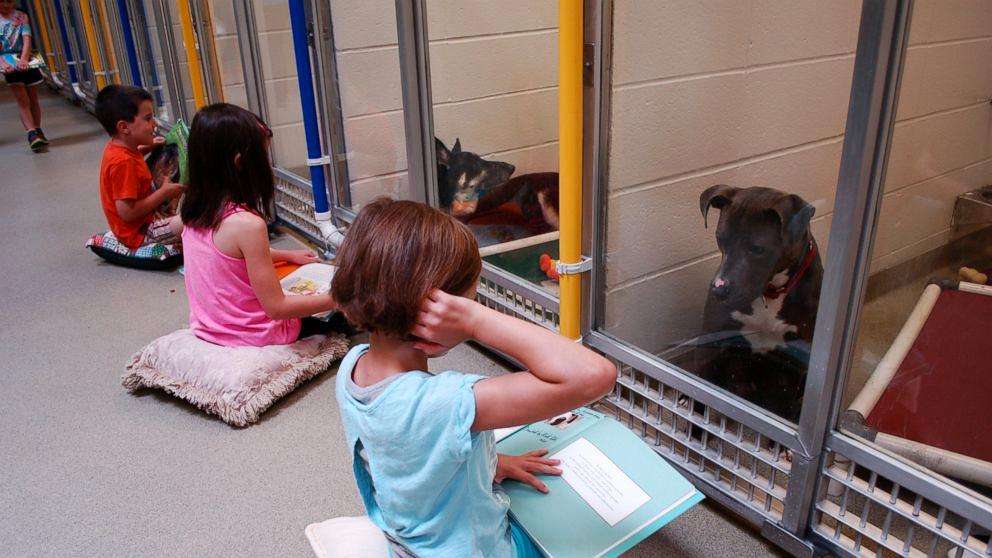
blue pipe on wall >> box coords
[50,0,77,82]
[115,0,142,86]
[287,0,331,216]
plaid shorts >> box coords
[141,217,181,248]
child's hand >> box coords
[16,59,29,71]
[138,136,165,154]
[162,181,186,199]
[495,450,562,493]
[284,250,320,265]
[410,289,481,351]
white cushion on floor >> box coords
[122,328,349,427]
[305,516,389,558]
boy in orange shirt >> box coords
[96,85,184,250]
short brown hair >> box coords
[331,198,481,337]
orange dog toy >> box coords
[539,253,560,281]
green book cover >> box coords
[496,408,704,558]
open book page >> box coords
[279,263,335,318]
[551,437,650,526]
[280,263,334,296]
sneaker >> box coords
[34,128,49,145]
[27,129,45,151]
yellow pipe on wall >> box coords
[94,0,120,84]
[30,0,53,61]
[78,0,107,89]
[176,0,208,109]
[558,0,583,340]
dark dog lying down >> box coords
[685,185,823,422]
[435,137,559,235]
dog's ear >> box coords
[768,194,815,244]
[699,184,738,228]
[452,137,462,154]
[436,137,450,168]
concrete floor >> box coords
[0,85,787,557]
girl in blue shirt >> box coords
[331,198,616,557]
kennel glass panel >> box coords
[326,0,411,209]
[203,1,249,109]
[599,1,865,426]
[132,0,176,121]
[838,0,992,516]
[60,1,96,94]
[424,0,560,297]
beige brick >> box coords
[927,0,992,42]
[748,1,861,65]
[425,0,556,40]
[349,174,409,208]
[884,104,991,191]
[429,32,557,104]
[336,48,403,117]
[330,0,398,50]
[271,123,308,170]
[487,142,559,176]
[907,0,935,45]
[609,58,852,190]
[603,259,718,355]
[606,140,842,286]
[213,35,244,88]
[874,166,986,260]
[894,47,926,120]
[223,83,249,108]
[207,0,236,36]
[900,39,992,120]
[262,78,303,127]
[612,0,749,86]
[258,30,297,81]
[341,112,408,180]
[253,0,291,32]
[433,88,558,156]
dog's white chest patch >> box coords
[730,296,797,353]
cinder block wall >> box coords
[206,0,307,174]
[603,0,992,355]
[330,0,560,208]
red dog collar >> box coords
[763,241,817,300]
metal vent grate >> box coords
[274,175,322,241]
[816,448,991,557]
[598,358,791,522]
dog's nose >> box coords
[711,278,730,300]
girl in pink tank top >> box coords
[177,104,336,347]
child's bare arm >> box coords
[114,182,184,222]
[232,214,336,319]
[410,290,616,431]
[270,248,320,266]
[16,35,31,71]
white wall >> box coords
[602,0,992,355]
[330,0,559,208]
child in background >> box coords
[331,198,617,557]
[177,103,335,347]
[0,0,47,151]
[95,85,183,250]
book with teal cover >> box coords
[496,407,704,557]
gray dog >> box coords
[693,185,823,421]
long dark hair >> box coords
[181,103,274,229]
